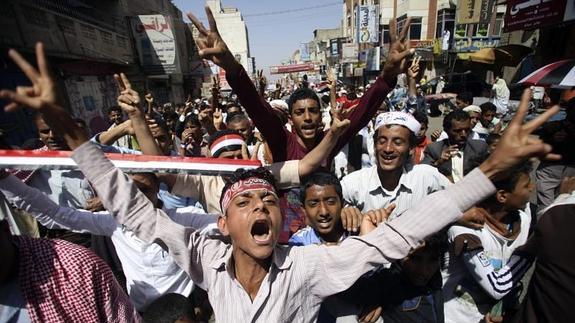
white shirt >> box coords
[473,118,501,137]
[27,169,94,209]
[451,150,464,182]
[442,209,531,323]
[107,123,132,149]
[341,164,451,220]
[0,175,219,310]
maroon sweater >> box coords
[226,66,393,163]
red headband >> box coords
[221,177,277,213]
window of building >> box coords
[436,9,455,38]
[380,24,390,44]
[59,17,76,35]
[493,13,504,36]
[408,17,422,40]
[475,23,489,37]
[100,30,113,45]
[397,15,421,39]
[80,24,97,40]
[454,24,468,39]
[116,35,128,49]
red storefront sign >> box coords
[504,0,567,32]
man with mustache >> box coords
[1,36,560,323]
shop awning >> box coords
[468,44,533,66]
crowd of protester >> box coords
[0,7,574,323]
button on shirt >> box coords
[341,164,451,220]
[451,150,464,183]
[72,141,496,323]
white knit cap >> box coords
[374,112,421,134]
[463,105,482,114]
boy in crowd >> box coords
[342,232,447,323]
[289,170,348,246]
[442,162,535,322]
[474,102,502,139]
[1,36,558,323]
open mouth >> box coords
[316,217,333,229]
[380,155,398,164]
[301,124,317,135]
[251,219,271,244]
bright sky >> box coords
[172,0,342,73]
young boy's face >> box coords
[401,244,440,287]
[488,138,500,153]
[504,172,534,211]
[303,184,343,240]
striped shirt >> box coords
[72,141,495,323]
[341,164,451,220]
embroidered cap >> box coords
[374,112,421,134]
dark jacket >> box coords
[340,264,444,323]
[421,137,489,178]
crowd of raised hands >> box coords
[0,5,571,323]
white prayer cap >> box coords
[463,105,482,114]
[269,99,288,112]
[374,112,421,134]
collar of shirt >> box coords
[210,245,294,273]
[368,166,414,197]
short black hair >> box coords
[226,102,242,113]
[413,111,429,126]
[220,167,278,211]
[287,88,320,114]
[480,102,497,114]
[107,106,122,115]
[163,111,178,122]
[456,91,473,105]
[226,111,249,125]
[443,109,470,130]
[183,114,201,127]
[299,169,342,204]
[142,293,195,323]
[492,161,532,193]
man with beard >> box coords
[423,110,489,183]
[1,36,560,323]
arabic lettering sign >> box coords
[479,0,495,24]
[365,47,380,71]
[341,43,359,63]
[130,15,179,75]
[456,0,482,24]
[504,0,567,32]
[454,36,500,52]
[330,38,339,56]
[357,5,379,43]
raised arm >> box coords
[188,7,288,161]
[0,43,226,289]
[298,116,350,177]
[300,88,561,298]
[329,18,415,160]
[115,73,164,156]
[98,119,134,146]
[0,172,116,236]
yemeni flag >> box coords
[519,59,575,89]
